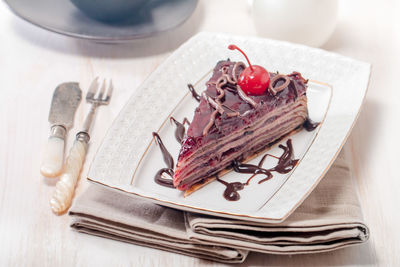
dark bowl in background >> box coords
[70,0,148,23]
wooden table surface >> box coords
[1,0,399,266]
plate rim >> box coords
[4,0,198,42]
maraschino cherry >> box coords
[228,44,270,95]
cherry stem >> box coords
[228,44,254,72]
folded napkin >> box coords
[69,186,248,263]
[70,150,368,263]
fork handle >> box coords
[50,133,88,214]
[40,125,66,177]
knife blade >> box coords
[40,82,82,177]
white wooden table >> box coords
[1,0,399,266]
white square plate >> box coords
[87,32,370,223]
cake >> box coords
[172,45,309,193]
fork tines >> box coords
[86,77,113,104]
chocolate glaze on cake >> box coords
[173,60,309,191]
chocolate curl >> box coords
[221,65,237,84]
[203,64,242,136]
[232,61,246,83]
[206,95,225,114]
[215,76,227,100]
[202,110,219,136]
[269,74,290,95]
[237,86,257,108]
[288,71,308,84]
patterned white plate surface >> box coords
[88,32,370,223]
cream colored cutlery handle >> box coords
[40,136,65,177]
[50,138,87,214]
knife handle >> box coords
[50,133,88,214]
[40,126,66,177]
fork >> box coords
[50,78,113,214]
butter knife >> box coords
[40,82,82,177]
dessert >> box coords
[172,45,310,193]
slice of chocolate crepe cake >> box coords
[173,59,309,193]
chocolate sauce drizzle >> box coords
[187,84,201,102]
[216,176,244,201]
[154,168,174,188]
[153,118,191,188]
[152,132,175,188]
[170,117,190,143]
[216,139,298,201]
[303,117,320,132]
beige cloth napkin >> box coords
[69,150,368,263]
[69,185,248,263]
